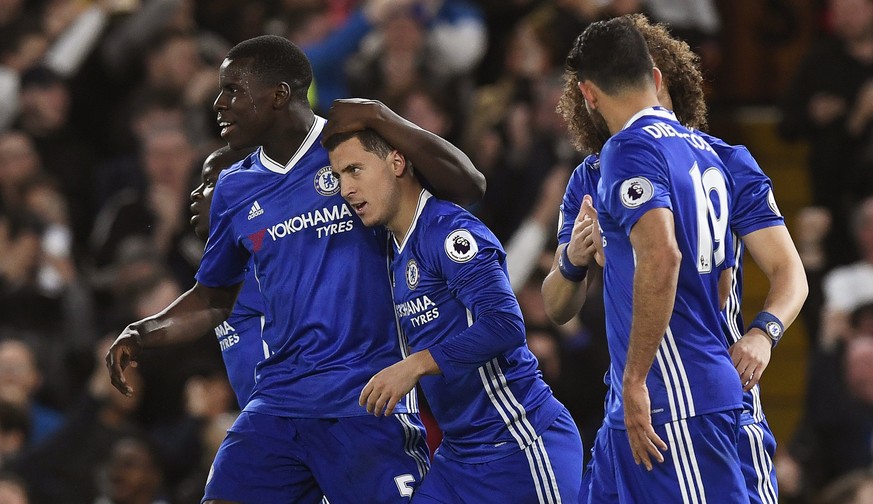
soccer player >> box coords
[325,128,583,503]
[550,16,748,502]
[106,35,485,504]
[189,146,263,408]
[542,15,808,504]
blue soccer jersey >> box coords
[696,130,784,427]
[596,107,743,428]
[196,116,412,418]
[392,190,563,463]
[214,264,267,408]
[558,153,601,245]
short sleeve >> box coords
[195,178,248,288]
[599,137,672,235]
[725,146,784,236]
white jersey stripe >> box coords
[487,360,539,443]
[725,234,743,344]
[655,349,680,422]
[658,330,689,419]
[666,328,696,417]
[482,360,536,446]
[478,362,528,449]
[387,237,415,413]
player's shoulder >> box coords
[217,150,261,183]
[418,194,501,257]
[577,153,600,171]
[422,195,484,234]
[568,153,600,188]
[694,130,765,178]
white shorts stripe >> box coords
[665,420,708,504]
[744,424,777,504]
[664,424,692,504]
[395,414,429,479]
[678,419,707,504]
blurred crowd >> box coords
[0,0,870,503]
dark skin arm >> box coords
[322,98,486,205]
[105,282,241,396]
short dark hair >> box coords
[323,129,395,159]
[226,35,312,100]
[565,16,653,95]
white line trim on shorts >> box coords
[395,413,429,479]
[665,420,707,504]
[744,423,777,504]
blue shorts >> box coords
[739,420,777,504]
[204,411,430,503]
[412,408,583,503]
[586,410,747,504]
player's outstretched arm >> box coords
[624,208,678,471]
[543,194,600,324]
[730,226,807,391]
[322,98,486,205]
[105,282,241,396]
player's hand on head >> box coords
[322,98,387,145]
[359,359,421,416]
[729,329,772,392]
[105,326,143,397]
[622,383,667,471]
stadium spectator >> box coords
[780,0,873,267]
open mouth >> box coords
[218,120,235,137]
[351,202,366,214]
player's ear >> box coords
[390,150,409,177]
[274,82,291,108]
[652,67,663,95]
[578,81,598,110]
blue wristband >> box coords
[748,311,784,348]
[558,245,588,282]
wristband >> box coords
[558,245,588,282]
[748,311,784,348]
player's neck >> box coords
[605,91,661,135]
[387,183,424,245]
[261,107,315,165]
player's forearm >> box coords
[132,282,239,346]
[368,108,485,205]
[429,309,525,380]
[542,267,588,325]
[744,227,808,329]
[624,254,679,385]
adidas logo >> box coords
[248,201,264,220]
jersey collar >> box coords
[258,115,327,174]
[621,106,676,131]
[393,188,432,252]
